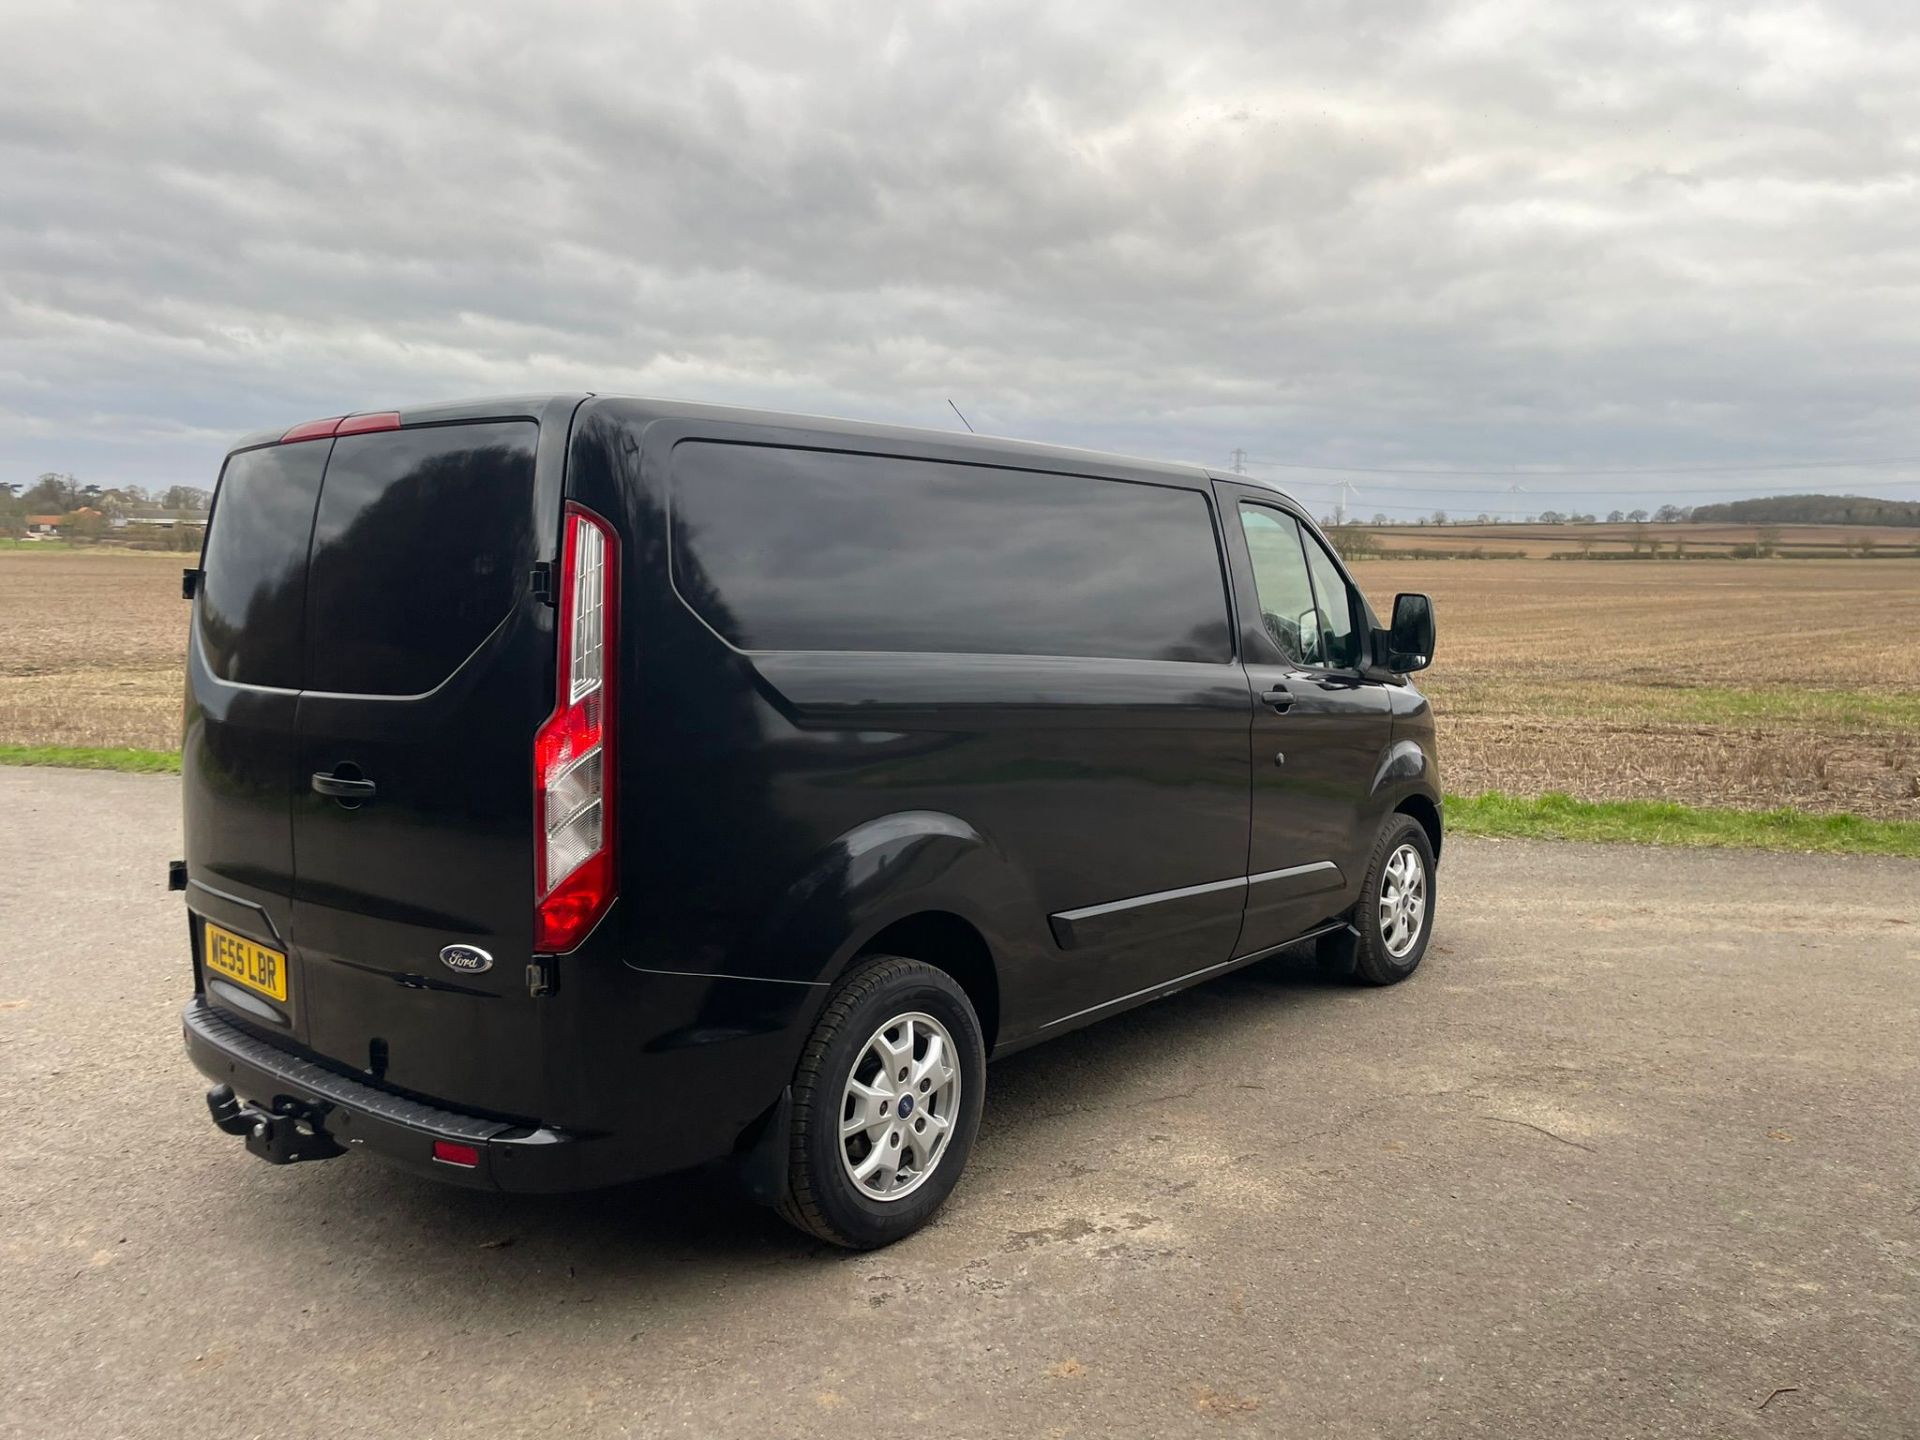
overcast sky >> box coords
[3,0,1918,517]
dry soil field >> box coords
[1367,556,1920,817]
[3,548,1918,817]
[0,550,186,751]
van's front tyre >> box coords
[777,956,986,1249]
[1319,814,1437,985]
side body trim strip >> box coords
[1052,874,1248,926]
[1047,861,1342,950]
[1039,921,1349,1029]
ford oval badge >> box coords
[439,944,494,974]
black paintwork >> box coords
[182,393,1443,1188]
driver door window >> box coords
[1236,505,1323,667]
[1300,531,1360,670]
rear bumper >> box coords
[182,999,627,1192]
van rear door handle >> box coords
[1263,684,1294,713]
[311,772,377,800]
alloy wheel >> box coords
[838,1011,961,1202]
[1378,842,1427,959]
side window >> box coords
[1301,532,1360,670]
[1236,506,1322,667]
[670,444,1233,663]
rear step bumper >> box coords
[182,999,618,1192]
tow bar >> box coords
[206,1083,346,1165]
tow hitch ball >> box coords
[206,1084,346,1165]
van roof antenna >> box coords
[947,399,975,434]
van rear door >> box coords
[289,412,568,1118]
[184,441,328,1015]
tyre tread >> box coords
[1350,814,1436,985]
[776,954,948,1247]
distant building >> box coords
[114,510,210,532]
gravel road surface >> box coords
[2,767,1915,1438]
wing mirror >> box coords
[1381,592,1435,672]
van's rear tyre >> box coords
[776,955,986,1249]
[1318,814,1436,985]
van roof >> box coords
[227,392,1300,501]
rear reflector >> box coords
[432,1140,481,1169]
[534,504,618,953]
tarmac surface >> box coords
[2,765,1916,1438]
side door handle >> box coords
[311,771,377,801]
[1263,684,1294,713]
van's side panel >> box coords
[539,407,829,1160]
[566,400,1254,1051]
[730,649,1253,1032]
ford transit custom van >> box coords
[179,395,1441,1248]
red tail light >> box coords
[534,503,618,952]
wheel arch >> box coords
[748,810,1021,1052]
[1370,737,1443,864]
[854,910,1001,1054]
[1394,791,1443,863]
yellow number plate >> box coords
[203,922,288,1004]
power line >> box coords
[1313,499,1687,519]
[1265,474,1920,499]
[1282,495,1920,522]
[1239,454,1920,477]
[1322,499,1564,518]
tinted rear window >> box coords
[306,421,539,695]
[198,442,327,689]
[670,443,1231,662]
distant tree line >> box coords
[1,473,210,541]
[1337,494,1920,529]
[1686,493,1920,527]
[1353,506,1693,526]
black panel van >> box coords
[179,395,1442,1248]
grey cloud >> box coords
[2,0,1918,517]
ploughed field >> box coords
[1365,556,1920,819]
[0,551,186,751]
[3,549,1917,818]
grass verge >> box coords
[0,747,1913,856]
[1424,679,1920,735]
[1448,790,1920,858]
[0,743,181,774]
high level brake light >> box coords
[534,504,618,952]
[279,412,401,443]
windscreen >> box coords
[305,421,540,695]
